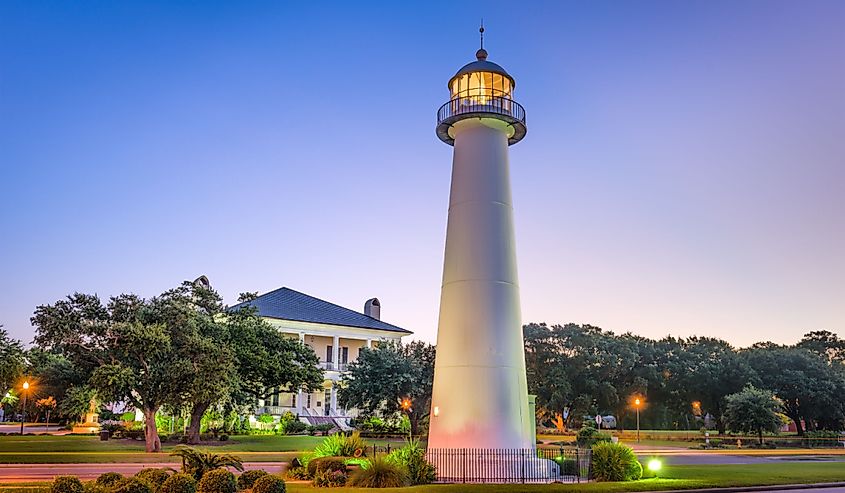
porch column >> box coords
[332,335,340,370]
[297,389,304,415]
[366,338,372,349]
[330,385,338,416]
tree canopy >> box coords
[338,340,435,436]
[31,280,323,451]
[723,386,783,443]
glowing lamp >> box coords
[648,459,662,473]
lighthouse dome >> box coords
[449,50,516,90]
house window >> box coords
[291,393,297,407]
[326,345,333,363]
[341,347,349,364]
[306,394,312,408]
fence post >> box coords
[463,448,467,483]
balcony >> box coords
[255,405,290,415]
[436,96,526,146]
[319,361,349,372]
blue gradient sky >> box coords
[1,1,843,347]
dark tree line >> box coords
[525,324,845,435]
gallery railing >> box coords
[437,96,526,127]
[425,447,591,484]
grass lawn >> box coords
[0,435,402,464]
[2,462,845,493]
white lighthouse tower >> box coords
[429,30,532,451]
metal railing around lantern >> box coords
[437,96,526,127]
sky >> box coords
[1,0,843,348]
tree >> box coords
[225,293,323,424]
[36,396,57,426]
[669,337,753,433]
[723,386,782,444]
[0,327,25,395]
[797,330,845,363]
[338,341,435,436]
[32,292,192,452]
[59,386,98,422]
[174,286,323,444]
[744,345,845,434]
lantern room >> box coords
[436,47,527,146]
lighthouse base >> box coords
[427,449,572,484]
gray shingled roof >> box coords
[227,287,412,334]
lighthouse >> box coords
[428,29,532,451]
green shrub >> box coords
[159,474,196,493]
[348,457,409,488]
[306,457,347,477]
[197,469,235,493]
[135,469,170,492]
[385,439,435,485]
[83,482,110,493]
[283,467,309,481]
[236,470,268,491]
[96,473,124,487]
[591,442,642,481]
[53,476,85,493]
[576,426,612,447]
[284,421,308,435]
[312,469,346,488]
[114,478,153,493]
[251,475,286,493]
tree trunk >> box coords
[409,412,419,437]
[789,409,804,436]
[143,407,161,453]
[758,428,763,445]
[187,402,210,445]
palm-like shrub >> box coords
[251,475,286,493]
[385,439,435,485]
[197,469,235,493]
[114,478,153,493]
[135,469,170,492]
[159,474,196,493]
[170,446,244,480]
[591,442,642,481]
[348,457,409,488]
[312,432,367,459]
[52,476,84,493]
[96,473,124,488]
[236,470,268,491]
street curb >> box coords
[642,482,845,493]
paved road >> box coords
[0,424,67,435]
[629,444,844,466]
[0,463,286,482]
[764,489,845,492]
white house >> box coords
[228,287,412,428]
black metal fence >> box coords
[426,447,591,484]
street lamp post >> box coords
[20,381,30,435]
[634,397,641,443]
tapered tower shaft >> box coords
[429,45,530,450]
